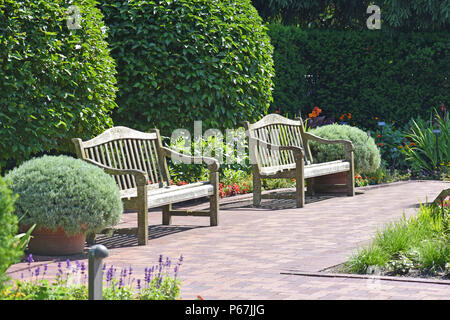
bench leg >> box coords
[209,193,219,226]
[252,170,262,207]
[295,165,305,208]
[210,170,219,226]
[137,185,148,245]
[346,170,355,196]
[162,204,172,225]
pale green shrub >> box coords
[309,124,381,174]
[5,155,123,235]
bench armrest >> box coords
[303,132,354,152]
[161,147,220,172]
[249,137,304,159]
[81,158,149,186]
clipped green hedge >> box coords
[5,155,123,235]
[0,175,22,288]
[309,124,381,175]
[0,0,118,171]
[100,0,274,135]
[267,25,450,128]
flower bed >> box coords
[1,254,183,300]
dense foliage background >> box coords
[267,25,450,129]
[251,0,450,31]
[0,0,118,171]
[99,0,274,136]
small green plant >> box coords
[344,201,449,276]
[5,155,123,236]
[309,124,381,175]
[400,109,449,175]
[0,175,23,289]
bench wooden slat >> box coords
[72,126,220,246]
[244,114,355,208]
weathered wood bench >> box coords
[72,126,219,245]
[244,114,355,208]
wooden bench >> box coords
[72,126,219,245]
[243,114,355,208]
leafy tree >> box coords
[0,0,118,171]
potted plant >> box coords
[5,155,123,255]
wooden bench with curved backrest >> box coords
[244,114,355,208]
[72,126,219,245]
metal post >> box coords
[88,244,109,300]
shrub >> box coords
[5,155,123,235]
[309,124,381,175]
[0,0,118,171]
[0,175,23,289]
[266,25,450,129]
[400,109,449,175]
[99,0,274,135]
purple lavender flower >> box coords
[136,279,141,290]
[106,266,114,283]
[27,254,34,271]
[80,262,86,275]
[128,266,133,276]
[34,266,40,277]
[57,261,63,277]
[43,264,48,276]
[66,259,71,269]
[102,263,107,271]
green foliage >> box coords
[0,176,23,289]
[167,131,251,184]
[100,0,274,135]
[0,0,118,171]
[1,254,182,300]
[252,0,450,31]
[309,124,381,175]
[267,25,450,129]
[345,202,449,275]
[5,155,123,235]
[370,123,410,171]
[400,109,449,174]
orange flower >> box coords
[308,113,315,118]
[377,134,381,138]
[348,113,352,119]
[339,114,345,120]
[375,117,379,120]
[410,142,416,147]
[398,145,403,149]
[378,143,383,147]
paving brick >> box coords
[6,181,450,300]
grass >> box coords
[344,201,449,277]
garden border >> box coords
[280,269,450,286]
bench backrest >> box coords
[244,114,314,170]
[72,126,170,191]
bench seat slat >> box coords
[120,182,213,208]
[260,160,350,178]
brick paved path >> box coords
[6,180,450,300]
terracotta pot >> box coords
[20,225,86,256]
